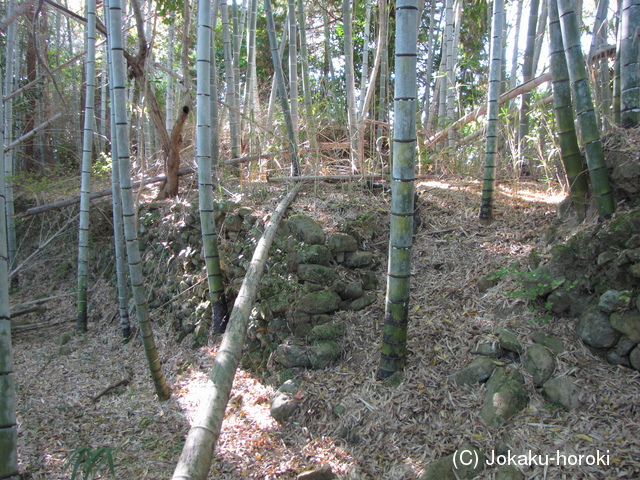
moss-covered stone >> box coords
[286,215,325,245]
[449,357,497,385]
[543,376,582,410]
[345,251,373,268]
[328,233,358,252]
[309,341,340,369]
[297,290,342,314]
[309,322,346,341]
[480,368,528,428]
[610,310,640,343]
[297,264,336,286]
[295,244,332,266]
[522,344,556,386]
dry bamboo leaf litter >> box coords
[10,179,640,479]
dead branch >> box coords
[16,168,197,218]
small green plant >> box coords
[618,289,633,304]
[65,446,116,480]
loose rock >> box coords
[543,376,582,411]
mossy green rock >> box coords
[297,290,342,314]
[495,465,524,480]
[480,368,528,428]
[531,332,565,355]
[274,344,311,368]
[286,215,325,245]
[298,264,336,286]
[497,329,523,354]
[449,357,497,385]
[345,293,377,311]
[522,344,556,386]
[328,233,358,252]
[577,307,621,348]
[610,310,640,343]
[296,244,332,266]
[345,251,373,268]
[419,444,484,480]
[543,376,582,410]
[309,341,340,369]
[309,322,346,341]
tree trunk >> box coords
[171,185,300,480]
[479,0,505,223]
[378,0,418,380]
[157,106,190,199]
[557,0,615,218]
[76,0,98,333]
[106,0,170,400]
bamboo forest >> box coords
[2,0,640,477]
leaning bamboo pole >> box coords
[172,184,301,480]
[422,72,552,149]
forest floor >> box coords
[9,176,640,479]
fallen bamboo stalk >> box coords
[10,291,76,313]
[172,184,301,480]
[267,174,386,183]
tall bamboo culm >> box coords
[557,0,615,218]
[264,0,300,175]
[77,0,98,333]
[0,45,19,480]
[105,0,131,340]
[378,0,418,380]
[479,0,505,222]
[195,0,229,339]
[619,0,640,128]
[548,0,589,215]
[106,0,170,399]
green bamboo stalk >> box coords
[343,0,360,172]
[195,0,229,340]
[548,0,589,215]
[105,0,131,340]
[3,0,18,281]
[557,0,615,218]
[517,0,540,173]
[264,0,300,176]
[106,0,170,400]
[619,0,640,128]
[297,0,318,153]
[221,0,240,161]
[378,0,418,380]
[479,0,505,222]
[0,27,19,480]
[288,0,299,137]
[77,0,98,334]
